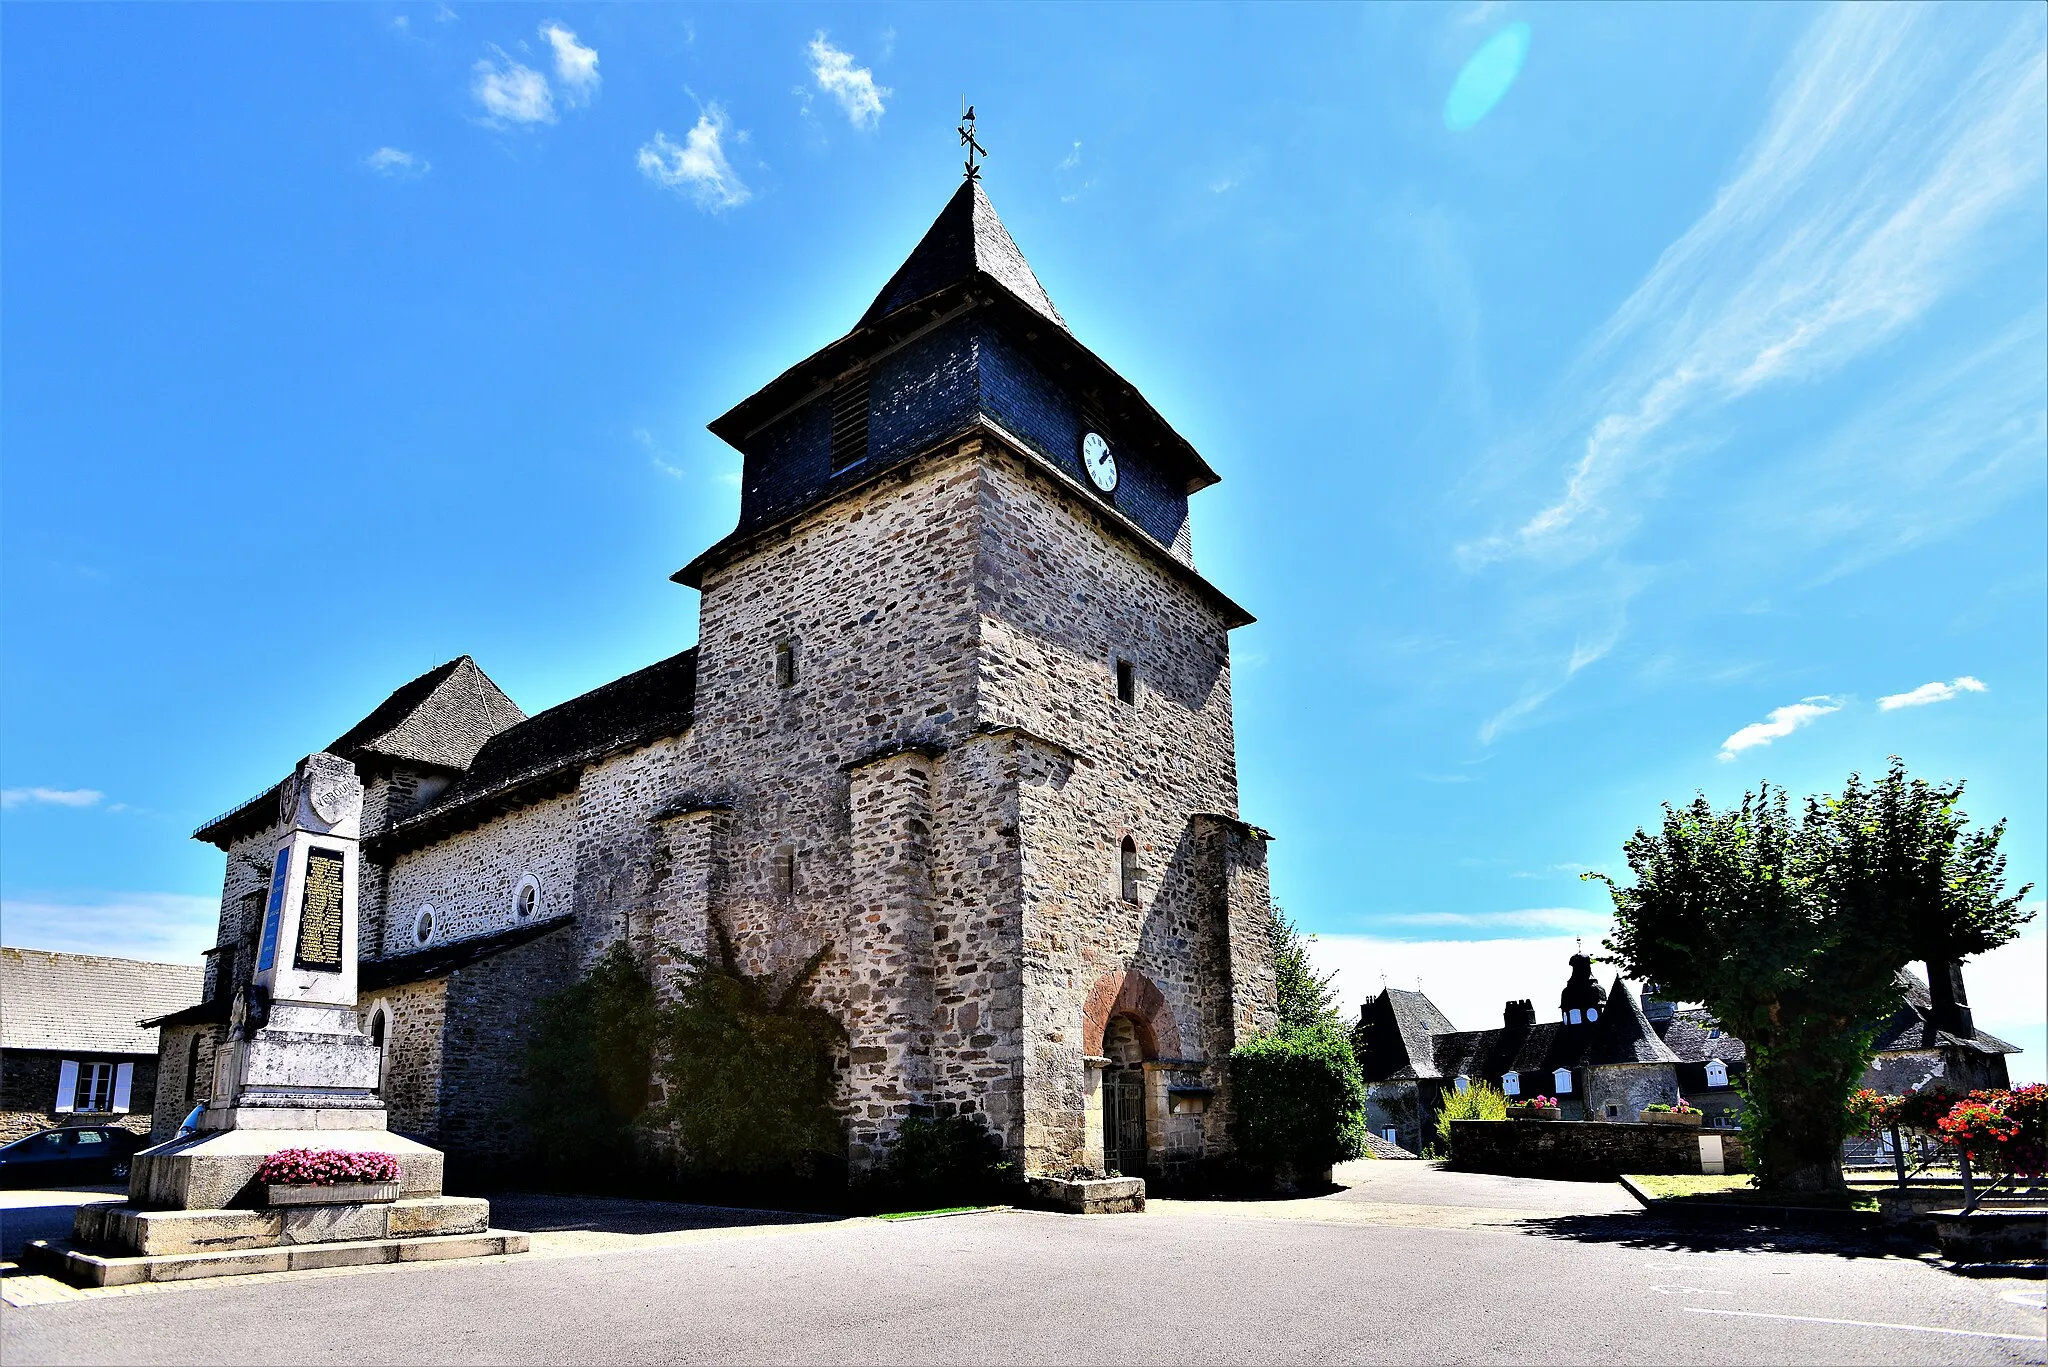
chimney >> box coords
[1503,999,1536,1028]
[1642,984,1675,1023]
[1926,960,1976,1038]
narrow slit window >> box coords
[1114,658,1137,706]
[773,847,796,897]
[1119,836,1140,903]
[775,640,797,688]
[829,370,870,470]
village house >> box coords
[0,948,201,1145]
[147,173,1280,1184]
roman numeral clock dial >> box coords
[1081,431,1117,492]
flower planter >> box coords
[266,1181,400,1207]
[1509,1106,1561,1121]
[1640,1110,1703,1127]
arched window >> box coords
[1119,837,1140,903]
[1552,1067,1573,1094]
[412,905,436,947]
[367,1006,390,1094]
[1501,1071,1520,1097]
[184,1034,203,1106]
[1705,1059,1729,1088]
[513,874,541,920]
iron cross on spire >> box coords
[958,99,985,181]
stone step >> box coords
[27,1228,530,1288]
[76,1197,491,1256]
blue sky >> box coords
[4,4,2042,1075]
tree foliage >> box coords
[1268,905,1340,1033]
[1434,1079,1508,1155]
[1230,1021,1367,1176]
[647,916,847,1181]
[522,941,658,1175]
[1592,759,2032,1193]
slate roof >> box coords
[1585,978,1681,1066]
[368,650,697,858]
[1658,1008,1747,1064]
[858,179,1066,331]
[1870,968,2018,1055]
[0,948,205,1054]
[1354,988,1459,1081]
[358,915,573,992]
[194,656,526,850]
[324,656,526,772]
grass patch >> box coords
[1627,1173,1756,1199]
[874,1206,989,1221]
[1626,1173,1879,1212]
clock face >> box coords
[1081,432,1117,492]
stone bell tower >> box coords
[658,167,1279,1182]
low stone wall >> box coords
[1449,1119,1742,1180]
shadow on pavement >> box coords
[481,1191,843,1237]
[0,1189,124,1262]
[1510,1208,1934,1260]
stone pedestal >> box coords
[30,754,527,1289]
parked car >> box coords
[0,1125,144,1186]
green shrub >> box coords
[1229,1022,1367,1175]
[1433,1079,1508,1154]
[522,942,658,1176]
[869,1114,1015,1208]
[648,917,846,1182]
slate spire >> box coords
[857,179,1066,331]
[1587,977,1681,1066]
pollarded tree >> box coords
[1592,759,2031,1194]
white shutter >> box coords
[55,1059,79,1112]
[112,1062,135,1113]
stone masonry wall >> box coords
[147,1026,225,1141]
[380,793,577,957]
[1449,1118,1725,1180]
[1585,1062,1681,1123]
[358,977,448,1142]
[969,445,1265,1175]
[438,923,578,1168]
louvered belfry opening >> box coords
[829,368,870,470]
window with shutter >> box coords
[112,1062,135,1113]
[55,1059,79,1112]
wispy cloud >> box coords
[541,22,599,105]
[1467,6,2045,566]
[1,787,104,811]
[363,147,430,179]
[1056,141,1097,204]
[472,49,554,125]
[637,106,751,211]
[807,35,888,129]
[1879,675,1987,711]
[1717,694,1843,761]
[0,892,217,963]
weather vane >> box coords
[959,98,984,182]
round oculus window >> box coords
[412,906,436,946]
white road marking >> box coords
[2002,1289,2047,1311]
[1684,1308,2046,1343]
[1649,1286,1733,1296]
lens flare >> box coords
[1444,21,1532,131]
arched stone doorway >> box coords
[1081,970,1182,1176]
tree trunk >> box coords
[1745,1042,1852,1195]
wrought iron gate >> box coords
[1103,1070,1146,1176]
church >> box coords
[145,172,1280,1186]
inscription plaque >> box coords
[294,847,345,971]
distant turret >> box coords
[1503,999,1536,1029]
[1559,953,1608,1025]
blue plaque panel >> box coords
[255,848,288,973]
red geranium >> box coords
[255,1148,401,1186]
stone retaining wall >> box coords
[1449,1119,1744,1180]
